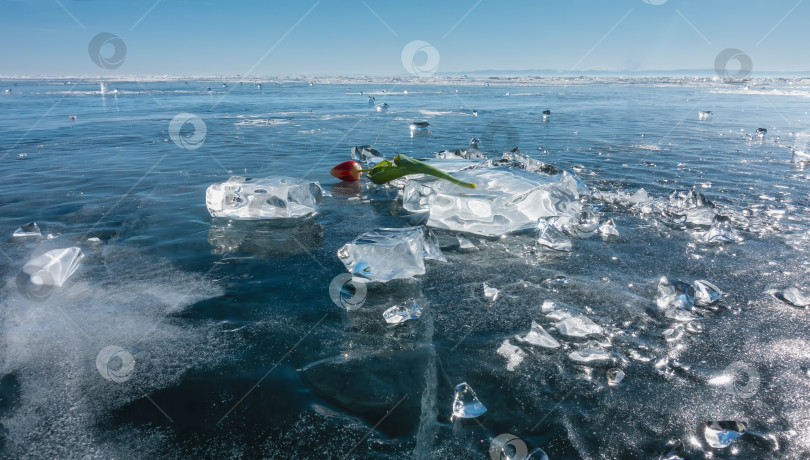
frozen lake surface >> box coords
[2,77,810,458]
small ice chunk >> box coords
[629,188,651,204]
[483,283,500,303]
[598,218,619,237]
[537,219,572,251]
[383,299,422,324]
[18,247,84,300]
[337,226,443,282]
[13,222,41,238]
[704,421,746,448]
[606,368,625,385]
[87,237,102,244]
[496,339,525,371]
[669,189,713,211]
[410,121,430,131]
[657,277,695,311]
[778,287,810,307]
[517,321,561,349]
[568,346,610,364]
[662,325,685,341]
[698,110,713,120]
[451,382,487,419]
[350,144,384,166]
[665,307,698,322]
[685,207,716,226]
[704,215,741,243]
[694,280,724,306]
[422,228,446,262]
[541,300,556,312]
[205,176,322,220]
[556,316,602,338]
[456,234,477,250]
[546,309,571,321]
[576,211,600,235]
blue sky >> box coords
[1,0,808,76]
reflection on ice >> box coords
[207,220,324,259]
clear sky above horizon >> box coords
[1,0,808,76]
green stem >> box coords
[365,154,476,188]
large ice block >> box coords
[337,226,444,282]
[205,176,322,220]
[402,163,581,236]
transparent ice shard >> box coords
[17,247,84,300]
[422,228,446,262]
[568,345,610,364]
[606,368,625,385]
[657,277,695,311]
[451,382,487,419]
[402,159,581,236]
[629,188,651,204]
[456,234,477,250]
[337,226,444,282]
[496,339,525,371]
[598,218,619,237]
[351,144,384,166]
[556,315,603,338]
[13,222,41,238]
[483,283,500,303]
[698,110,713,120]
[205,176,322,220]
[668,189,713,212]
[383,299,422,324]
[704,421,746,448]
[704,215,741,243]
[685,207,716,226]
[546,309,571,321]
[694,280,724,306]
[536,219,572,251]
[576,211,601,236]
[778,287,810,307]
[516,321,560,349]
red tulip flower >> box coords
[330,160,363,182]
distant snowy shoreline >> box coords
[2,74,810,87]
